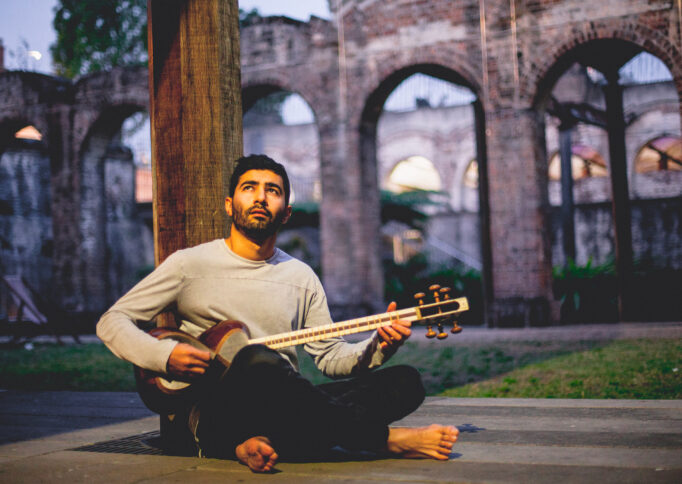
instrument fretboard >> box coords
[248,308,419,350]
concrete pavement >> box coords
[0,391,680,483]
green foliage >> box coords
[552,257,618,322]
[552,257,682,322]
[238,7,261,27]
[384,254,484,325]
[50,1,260,78]
[51,0,148,78]
[380,190,439,229]
[442,338,682,399]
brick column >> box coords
[486,108,555,325]
[317,115,384,320]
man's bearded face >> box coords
[231,197,287,242]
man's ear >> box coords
[282,205,293,225]
[225,196,233,217]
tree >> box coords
[51,0,148,78]
[51,1,260,78]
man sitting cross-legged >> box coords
[97,154,458,472]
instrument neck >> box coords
[249,308,418,350]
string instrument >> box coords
[135,285,468,414]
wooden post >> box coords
[603,70,634,322]
[147,0,243,267]
[474,100,493,327]
[558,121,576,264]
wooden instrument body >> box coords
[134,320,251,414]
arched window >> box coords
[386,155,442,193]
[14,125,42,141]
[635,137,682,173]
[548,145,608,181]
[463,160,478,189]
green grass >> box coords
[297,339,608,394]
[0,342,136,391]
[440,339,682,399]
[0,338,679,399]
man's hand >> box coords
[378,301,411,349]
[166,343,211,379]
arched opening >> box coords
[242,86,321,272]
[461,160,479,212]
[631,136,682,200]
[386,155,442,193]
[0,121,52,297]
[79,107,154,312]
[634,136,682,173]
[537,42,680,322]
[548,146,608,182]
[547,145,609,207]
[364,67,489,325]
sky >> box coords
[0,0,331,74]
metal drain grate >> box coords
[72,431,165,455]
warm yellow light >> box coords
[386,156,442,193]
[15,125,42,141]
[28,50,42,61]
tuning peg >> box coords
[436,323,448,339]
[439,287,451,300]
[451,321,463,334]
[425,326,437,338]
[429,284,441,301]
[413,292,426,305]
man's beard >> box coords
[231,202,286,242]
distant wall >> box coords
[550,198,682,270]
[0,141,52,295]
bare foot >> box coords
[235,436,279,472]
[387,424,459,460]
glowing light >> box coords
[28,51,42,61]
[386,156,442,193]
[15,125,42,141]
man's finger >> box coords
[186,346,211,361]
[391,323,412,336]
[384,326,402,340]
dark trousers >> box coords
[193,344,425,459]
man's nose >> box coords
[254,187,267,203]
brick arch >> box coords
[527,19,682,111]
[242,77,322,124]
[73,66,149,108]
[359,58,483,129]
[354,59,491,315]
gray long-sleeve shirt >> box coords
[96,239,389,377]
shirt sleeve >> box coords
[302,280,392,378]
[96,252,185,373]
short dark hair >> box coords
[229,154,291,206]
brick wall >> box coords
[0,0,680,322]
